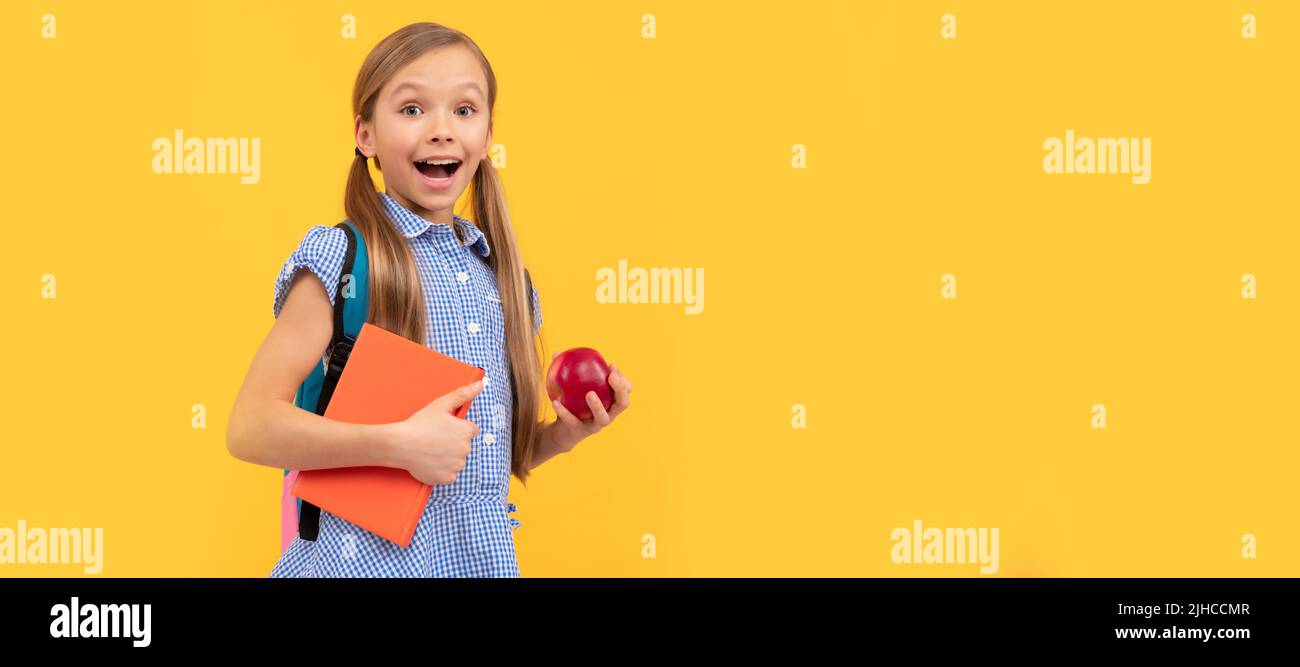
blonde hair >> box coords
[346,22,545,484]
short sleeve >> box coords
[530,282,543,336]
[272,225,348,319]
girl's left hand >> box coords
[550,360,632,450]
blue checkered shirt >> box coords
[268,191,541,577]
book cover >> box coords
[291,322,485,547]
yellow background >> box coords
[1,1,1296,576]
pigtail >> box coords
[472,158,546,486]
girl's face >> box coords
[356,44,492,227]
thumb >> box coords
[431,379,484,413]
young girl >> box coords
[227,22,632,577]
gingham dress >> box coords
[267,191,541,577]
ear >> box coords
[481,121,493,162]
[354,114,374,158]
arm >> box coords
[226,270,399,471]
[528,420,573,472]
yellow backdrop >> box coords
[2,0,1295,577]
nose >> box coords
[427,117,454,145]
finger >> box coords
[611,364,632,394]
[609,367,632,396]
[587,391,612,427]
[442,379,484,412]
[609,380,630,419]
[606,370,630,420]
[552,399,584,429]
[454,379,486,410]
[456,379,484,400]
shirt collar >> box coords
[379,191,490,257]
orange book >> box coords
[291,322,485,547]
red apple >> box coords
[546,347,614,421]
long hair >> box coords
[346,22,545,485]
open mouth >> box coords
[414,158,461,179]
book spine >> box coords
[400,483,432,546]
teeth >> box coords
[417,159,460,165]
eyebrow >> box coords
[391,80,484,99]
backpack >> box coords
[280,219,534,551]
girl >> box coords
[226,22,633,577]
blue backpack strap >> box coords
[316,221,369,411]
[289,220,369,542]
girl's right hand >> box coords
[385,379,483,486]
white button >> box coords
[483,377,490,387]
[483,433,496,444]
[467,322,480,333]
[457,271,469,283]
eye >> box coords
[401,104,422,117]
[455,104,476,117]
